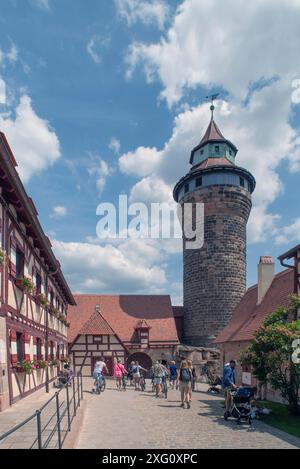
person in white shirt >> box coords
[93,359,108,387]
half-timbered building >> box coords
[0,131,76,411]
[68,295,180,376]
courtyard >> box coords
[75,379,300,450]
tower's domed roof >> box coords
[200,118,226,145]
[190,117,238,166]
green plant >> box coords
[36,359,48,370]
[21,277,35,293]
[241,295,300,416]
[19,360,34,374]
[37,293,48,306]
[0,249,6,265]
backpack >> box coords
[154,364,163,378]
[181,368,191,383]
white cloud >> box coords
[0,79,6,104]
[50,206,67,219]
[119,77,300,244]
[129,175,173,204]
[125,0,300,106]
[119,146,161,177]
[87,36,111,65]
[52,238,167,294]
[115,0,169,29]
[274,218,300,245]
[32,0,50,10]
[0,44,18,67]
[109,137,121,155]
[86,154,113,194]
[291,79,300,104]
[0,95,60,182]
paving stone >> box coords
[76,380,300,450]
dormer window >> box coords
[240,177,245,188]
[135,320,151,348]
[184,183,189,194]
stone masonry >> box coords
[182,185,252,346]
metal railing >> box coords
[0,373,83,450]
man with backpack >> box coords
[153,360,166,398]
[177,360,193,409]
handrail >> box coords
[0,413,36,442]
[0,373,83,449]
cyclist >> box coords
[132,361,147,390]
[93,358,108,391]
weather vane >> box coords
[206,93,220,120]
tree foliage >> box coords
[240,295,300,415]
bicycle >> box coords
[162,377,168,399]
[140,375,146,392]
[122,375,127,391]
[94,372,105,394]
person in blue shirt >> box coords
[168,361,177,389]
[222,360,237,417]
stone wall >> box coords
[182,185,252,346]
[175,345,221,381]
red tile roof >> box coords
[78,310,115,337]
[68,295,179,345]
[193,157,234,170]
[214,269,294,344]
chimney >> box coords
[257,256,275,305]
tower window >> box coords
[200,150,204,155]
[184,183,189,194]
[215,145,220,153]
[240,177,245,188]
[229,150,232,156]
[196,177,202,188]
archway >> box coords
[127,352,153,377]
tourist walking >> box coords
[222,360,237,418]
[153,360,166,397]
[113,359,127,391]
[168,361,177,390]
[177,360,193,409]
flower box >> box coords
[35,293,48,306]
[15,277,34,294]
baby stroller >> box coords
[224,387,256,425]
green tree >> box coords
[240,295,300,415]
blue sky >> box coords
[0,0,300,304]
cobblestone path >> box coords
[76,380,300,449]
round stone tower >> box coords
[173,106,256,347]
